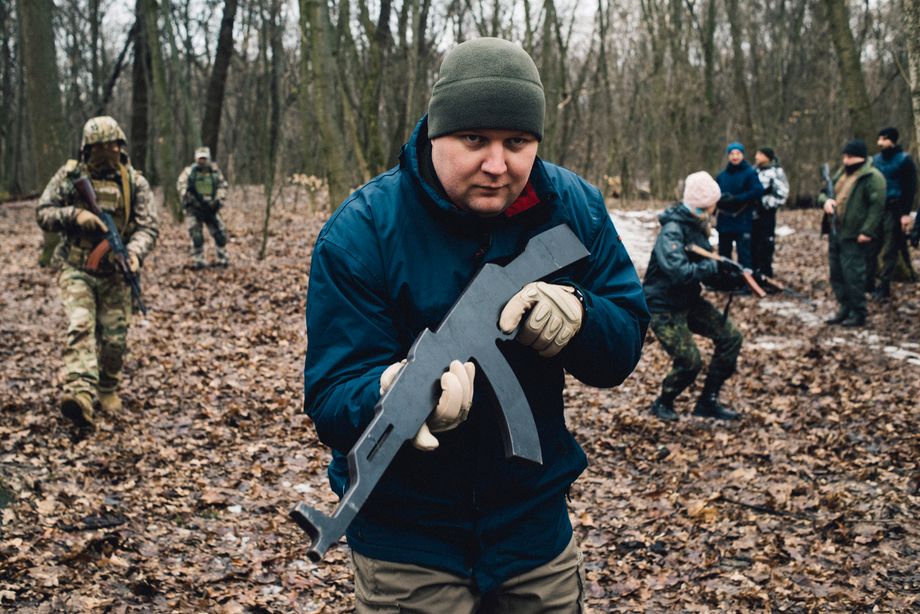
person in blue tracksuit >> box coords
[715,142,764,276]
[302,38,649,612]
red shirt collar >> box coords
[503,181,541,217]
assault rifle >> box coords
[186,173,220,220]
[72,177,147,315]
[757,275,817,309]
[686,244,766,298]
[820,163,837,239]
[291,224,590,562]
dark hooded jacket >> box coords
[643,204,719,313]
[303,116,649,592]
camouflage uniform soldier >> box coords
[643,172,744,422]
[176,147,229,269]
[36,116,159,427]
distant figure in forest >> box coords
[302,37,649,612]
[752,147,789,279]
[867,127,917,301]
[177,147,229,269]
[35,116,159,427]
[819,139,885,328]
[644,171,744,422]
[715,142,764,283]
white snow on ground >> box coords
[610,207,920,367]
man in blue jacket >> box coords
[868,127,917,300]
[716,142,764,276]
[303,37,649,612]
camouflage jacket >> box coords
[36,159,159,263]
[176,162,228,208]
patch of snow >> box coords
[775,225,796,237]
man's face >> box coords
[431,129,539,217]
[754,151,769,166]
[196,157,209,168]
[877,136,894,150]
[728,149,744,165]
[842,154,865,166]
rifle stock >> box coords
[686,244,767,298]
[71,177,147,314]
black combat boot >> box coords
[693,392,740,420]
[825,309,849,325]
[841,313,866,327]
[650,397,678,422]
[871,280,890,302]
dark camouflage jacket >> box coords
[643,204,719,313]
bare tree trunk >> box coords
[821,0,874,140]
[131,0,150,172]
[726,0,754,144]
[141,0,179,217]
[201,0,238,160]
[906,0,920,152]
[301,0,351,209]
[17,0,66,187]
[259,0,282,260]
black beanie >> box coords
[842,139,868,158]
[878,127,899,143]
[757,147,776,161]
[428,38,545,141]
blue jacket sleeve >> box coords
[737,168,766,203]
[559,212,650,388]
[303,236,402,453]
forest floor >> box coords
[1,188,918,613]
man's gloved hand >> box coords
[74,209,107,233]
[499,282,583,358]
[718,193,736,205]
[717,258,741,277]
[379,359,475,452]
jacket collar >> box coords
[399,115,557,223]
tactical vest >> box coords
[873,149,909,202]
[191,165,217,199]
[65,162,134,273]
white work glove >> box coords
[499,282,583,358]
[74,209,107,233]
[379,359,475,452]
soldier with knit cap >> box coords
[644,171,744,422]
[818,139,886,327]
[715,142,764,277]
[302,37,649,611]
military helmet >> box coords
[81,116,127,149]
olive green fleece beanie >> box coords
[428,38,545,141]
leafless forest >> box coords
[4,0,920,209]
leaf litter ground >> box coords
[1,191,918,612]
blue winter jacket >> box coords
[873,146,918,215]
[303,116,649,593]
[715,160,764,233]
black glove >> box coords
[718,258,742,278]
[718,193,736,205]
[764,181,774,196]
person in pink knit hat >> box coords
[642,171,744,421]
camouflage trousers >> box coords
[187,209,228,259]
[650,298,743,402]
[58,263,132,396]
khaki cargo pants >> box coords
[351,535,585,613]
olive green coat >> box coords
[818,161,886,240]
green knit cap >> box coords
[428,38,545,141]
